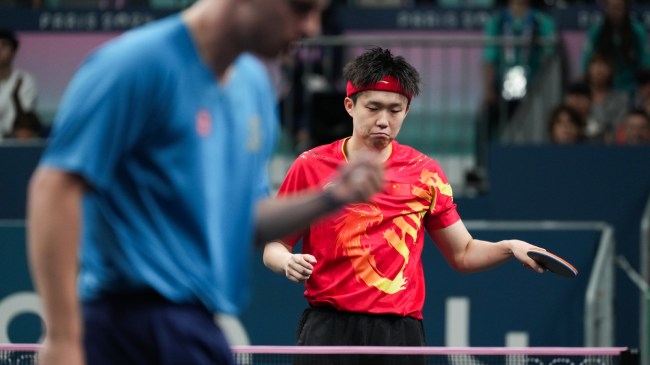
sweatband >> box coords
[345,75,412,100]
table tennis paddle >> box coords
[527,249,578,278]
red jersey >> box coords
[277,138,460,319]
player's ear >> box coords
[344,97,354,117]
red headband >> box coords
[346,75,412,101]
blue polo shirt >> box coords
[40,15,278,315]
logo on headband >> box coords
[346,75,412,100]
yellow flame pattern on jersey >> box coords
[333,169,452,294]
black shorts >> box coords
[295,305,426,365]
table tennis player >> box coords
[263,47,550,364]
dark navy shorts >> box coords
[82,291,233,365]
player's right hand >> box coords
[283,253,317,283]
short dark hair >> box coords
[564,81,591,99]
[586,52,615,88]
[547,104,586,140]
[0,28,18,51]
[343,47,420,102]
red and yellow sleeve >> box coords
[423,164,460,231]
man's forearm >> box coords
[460,239,514,273]
[254,191,341,246]
[262,241,293,274]
[27,169,84,342]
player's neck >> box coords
[344,137,392,163]
[182,0,241,81]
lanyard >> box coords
[501,11,536,69]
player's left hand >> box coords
[507,240,546,273]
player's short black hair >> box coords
[343,47,420,101]
[0,29,18,51]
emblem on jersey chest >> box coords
[195,109,212,137]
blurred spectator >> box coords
[0,29,38,141]
[480,0,556,141]
[616,108,650,145]
[584,52,629,142]
[7,77,42,140]
[547,104,586,144]
[469,0,555,191]
[563,81,595,128]
[580,0,650,96]
[280,2,347,153]
[471,0,555,182]
[9,111,42,140]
